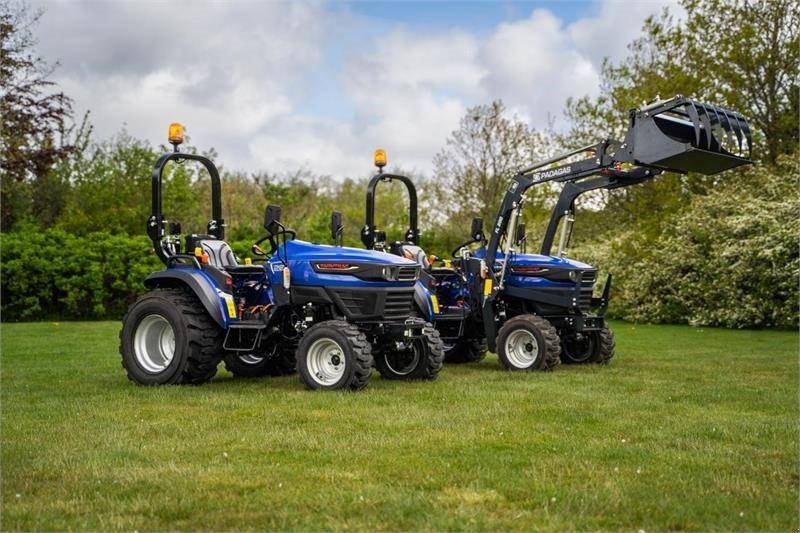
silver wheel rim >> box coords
[134,314,175,373]
[306,338,346,385]
[504,329,539,368]
[238,353,265,365]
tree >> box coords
[0,3,79,229]
[432,101,557,250]
[566,0,799,164]
[563,0,798,240]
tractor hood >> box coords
[268,239,420,288]
[472,246,592,270]
[281,239,416,265]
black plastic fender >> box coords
[144,269,226,327]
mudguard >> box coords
[143,268,230,327]
[413,280,435,321]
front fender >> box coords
[413,280,435,321]
[143,268,230,328]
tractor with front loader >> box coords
[360,96,752,371]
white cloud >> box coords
[32,0,674,178]
[480,9,601,129]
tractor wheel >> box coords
[560,326,616,365]
[296,321,373,391]
[375,324,444,380]
[496,315,560,371]
[560,333,597,364]
[224,344,297,378]
[595,325,616,364]
[443,336,488,364]
[119,289,224,385]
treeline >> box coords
[1,0,797,327]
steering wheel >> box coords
[451,239,478,258]
[252,229,297,256]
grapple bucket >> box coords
[623,96,752,175]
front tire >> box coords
[119,289,224,385]
[560,325,616,365]
[496,315,560,371]
[443,336,488,364]
[375,324,445,380]
[296,321,373,391]
[224,344,297,378]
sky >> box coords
[32,0,677,179]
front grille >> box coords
[580,270,597,284]
[579,288,593,310]
[396,266,419,281]
[337,291,376,317]
[384,291,414,320]
[326,287,414,321]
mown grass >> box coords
[0,320,797,531]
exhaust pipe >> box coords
[619,96,752,175]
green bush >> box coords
[571,154,799,328]
[0,229,161,321]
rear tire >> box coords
[296,321,373,391]
[375,323,444,380]
[119,289,223,385]
[496,315,560,371]
[443,336,488,364]
[224,344,297,378]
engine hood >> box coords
[472,246,593,269]
[282,239,416,265]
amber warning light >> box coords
[168,122,184,150]
[374,148,387,170]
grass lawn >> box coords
[1,320,797,531]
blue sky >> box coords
[33,0,675,178]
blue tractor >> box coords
[119,124,443,390]
[478,96,752,370]
[359,152,487,364]
[362,96,752,372]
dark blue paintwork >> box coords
[266,239,419,288]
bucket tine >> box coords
[685,100,702,147]
[737,111,752,156]
[696,103,714,150]
[718,107,737,154]
[727,110,745,153]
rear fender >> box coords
[144,269,231,327]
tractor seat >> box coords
[200,239,238,268]
[198,239,264,275]
[400,244,431,270]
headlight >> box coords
[382,266,394,281]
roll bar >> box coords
[361,172,419,249]
[147,152,225,264]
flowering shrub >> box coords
[572,153,799,328]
